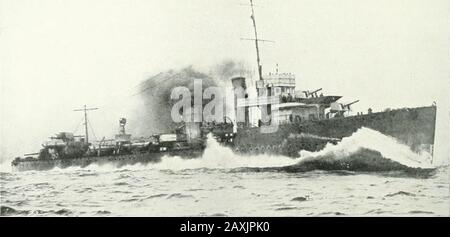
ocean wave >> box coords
[146,193,167,199]
[298,127,433,167]
[385,191,416,197]
[167,193,194,199]
[95,210,112,215]
[137,129,428,174]
[154,128,435,174]
[291,196,309,202]
[0,206,73,216]
[0,206,29,216]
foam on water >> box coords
[298,127,433,169]
[0,162,12,173]
[152,135,299,170]
[150,127,434,172]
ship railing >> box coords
[237,95,281,107]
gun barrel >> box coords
[312,88,323,94]
[346,100,360,106]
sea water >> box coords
[1,128,449,216]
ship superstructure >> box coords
[228,1,436,157]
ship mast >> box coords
[74,105,98,143]
[241,0,274,81]
[250,0,263,81]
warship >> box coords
[11,0,437,172]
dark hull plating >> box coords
[12,149,203,172]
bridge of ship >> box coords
[233,72,345,126]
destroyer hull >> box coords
[12,149,203,172]
[12,106,437,171]
[233,106,437,157]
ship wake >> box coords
[152,127,435,176]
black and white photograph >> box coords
[0,0,449,221]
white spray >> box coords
[299,127,434,169]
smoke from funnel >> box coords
[128,60,250,136]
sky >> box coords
[0,0,449,164]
